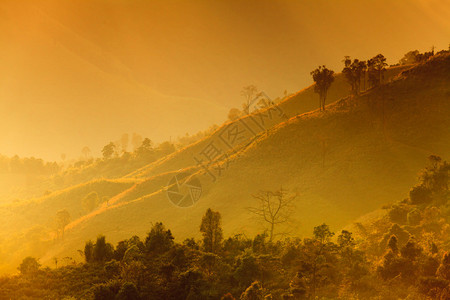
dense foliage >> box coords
[1,157,449,299]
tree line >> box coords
[4,154,450,299]
[309,46,448,112]
[0,154,60,176]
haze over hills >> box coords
[125,66,408,179]
[1,0,450,297]
[0,52,448,273]
[1,0,449,160]
[61,54,449,242]
[0,65,407,203]
[0,1,227,161]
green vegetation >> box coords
[399,47,438,65]
[310,65,335,111]
[0,155,60,176]
[1,156,449,299]
[0,48,449,300]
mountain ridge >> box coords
[0,54,447,273]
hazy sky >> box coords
[0,0,449,160]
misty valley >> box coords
[0,1,449,300]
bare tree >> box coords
[241,85,259,115]
[247,187,296,242]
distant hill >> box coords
[125,65,409,179]
[46,54,448,265]
[0,54,447,273]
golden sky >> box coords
[0,0,449,160]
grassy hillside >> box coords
[2,157,449,299]
[125,66,409,180]
[0,179,137,272]
[2,179,137,235]
[0,55,444,274]
[1,65,406,205]
[29,54,449,269]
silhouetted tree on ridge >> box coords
[342,56,367,95]
[310,65,334,111]
[367,54,388,87]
